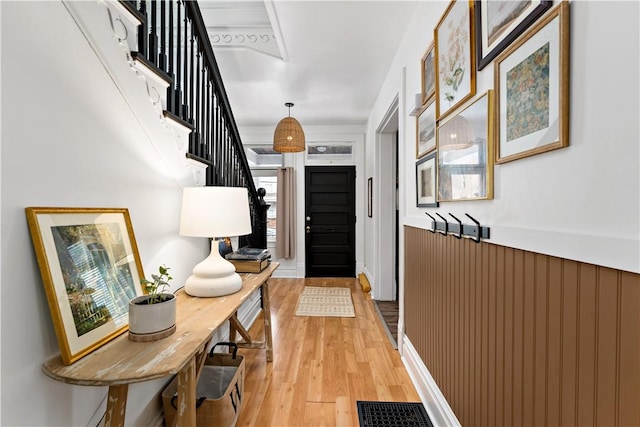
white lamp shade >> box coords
[180,187,252,238]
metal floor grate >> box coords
[357,401,433,427]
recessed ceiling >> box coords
[199,0,420,129]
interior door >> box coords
[305,166,356,277]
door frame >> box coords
[373,96,399,301]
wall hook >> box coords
[464,213,481,243]
[435,213,448,236]
[425,213,437,233]
[449,213,463,239]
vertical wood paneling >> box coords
[487,244,497,427]
[533,254,548,426]
[503,247,514,426]
[523,251,536,427]
[546,257,563,426]
[403,226,639,427]
[596,268,619,425]
[494,245,505,427]
[577,264,597,427]
[512,249,525,426]
[618,272,640,425]
[560,260,579,426]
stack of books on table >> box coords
[225,247,271,273]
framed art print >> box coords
[416,151,439,207]
[475,0,552,70]
[25,207,145,365]
[416,99,437,158]
[421,42,436,104]
[435,0,476,120]
[494,1,569,164]
[437,90,494,202]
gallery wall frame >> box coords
[437,90,494,202]
[434,0,476,120]
[416,99,437,158]
[475,0,552,70]
[421,42,436,104]
[25,207,145,365]
[494,1,569,164]
[416,151,439,208]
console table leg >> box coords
[262,280,273,362]
[104,384,128,427]
[176,357,197,426]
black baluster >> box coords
[138,1,148,57]
[148,0,157,64]
[159,0,166,71]
[205,70,211,163]
[189,23,195,125]
[182,9,189,121]
[166,0,175,112]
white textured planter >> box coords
[128,293,176,341]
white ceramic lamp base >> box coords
[184,240,242,297]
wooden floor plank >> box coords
[235,277,420,426]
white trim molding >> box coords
[401,336,461,427]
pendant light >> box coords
[273,102,305,153]
[439,115,473,150]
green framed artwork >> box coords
[494,1,569,164]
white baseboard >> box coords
[400,336,461,427]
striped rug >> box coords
[295,286,355,317]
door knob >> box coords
[305,226,311,233]
[306,216,311,221]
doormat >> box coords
[357,401,433,427]
[295,286,355,317]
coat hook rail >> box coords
[424,212,490,243]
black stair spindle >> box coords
[137,0,148,58]
[159,0,167,70]
[148,0,158,64]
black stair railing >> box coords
[122,0,268,248]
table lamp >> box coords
[179,186,252,297]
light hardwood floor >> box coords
[236,277,420,426]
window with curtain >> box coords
[245,146,283,243]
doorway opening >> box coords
[373,98,399,344]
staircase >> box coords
[63,0,268,248]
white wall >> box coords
[367,0,640,277]
[0,2,210,425]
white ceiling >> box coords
[199,0,420,129]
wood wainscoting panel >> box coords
[404,226,640,427]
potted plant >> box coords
[128,265,177,341]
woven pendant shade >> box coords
[439,115,473,150]
[273,103,305,153]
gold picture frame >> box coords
[26,207,145,365]
[437,90,494,202]
[494,1,570,164]
[434,0,476,120]
[421,42,436,104]
[416,98,437,158]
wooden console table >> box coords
[42,262,278,427]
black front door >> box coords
[305,166,356,277]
